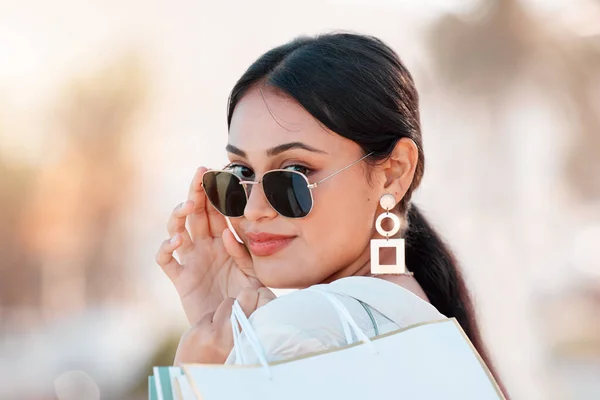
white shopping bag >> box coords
[178,288,505,400]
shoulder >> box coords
[226,289,349,364]
[250,276,443,330]
[248,288,346,329]
[375,275,431,303]
[227,278,445,365]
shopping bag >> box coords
[175,287,504,400]
[150,366,184,400]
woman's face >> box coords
[226,87,384,288]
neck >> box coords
[317,234,429,303]
[319,247,371,284]
[318,240,399,284]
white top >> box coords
[225,276,446,365]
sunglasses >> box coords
[202,152,372,219]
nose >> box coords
[243,181,278,221]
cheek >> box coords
[300,183,376,264]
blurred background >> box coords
[0,0,599,399]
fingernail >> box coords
[170,234,179,244]
[175,202,184,210]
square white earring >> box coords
[370,237,406,274]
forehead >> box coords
[228,86,341,153]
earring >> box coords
[370,194,412,276]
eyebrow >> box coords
[225,142,328,158]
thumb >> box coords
[222,228,254,275]
[256,287,276,308]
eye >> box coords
[226,163,254,179]
[283,164,312,176]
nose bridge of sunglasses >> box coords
[239,179,260,197]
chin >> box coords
[254,261,314,289]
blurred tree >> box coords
[0,104,38,328]
[427,0,600,202]
[0,155,39,326]
[20,52,149,321]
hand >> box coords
[173,287,276,365]
[156,167,263,325]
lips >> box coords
[245,232,296,257]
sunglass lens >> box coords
[263,171,312,218]
[202,171,246,217]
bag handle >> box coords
[229,288,378,374]
[230,300,272,378]
[305,288,378,355]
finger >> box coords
[207,306,234,357]
[222,228,254,274]
[212,298,236,326]
[174,312,215,365]
[236,287,259,318]
[155,236,183,280]
[166,201,194,252]
[187,167,211,240]
[196,310,216,327]
[214,311,234,358]
[256,287,276,308]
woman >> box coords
[156,32,507,396]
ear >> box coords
[380,138,419,203]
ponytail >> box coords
[405,204,509,398]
